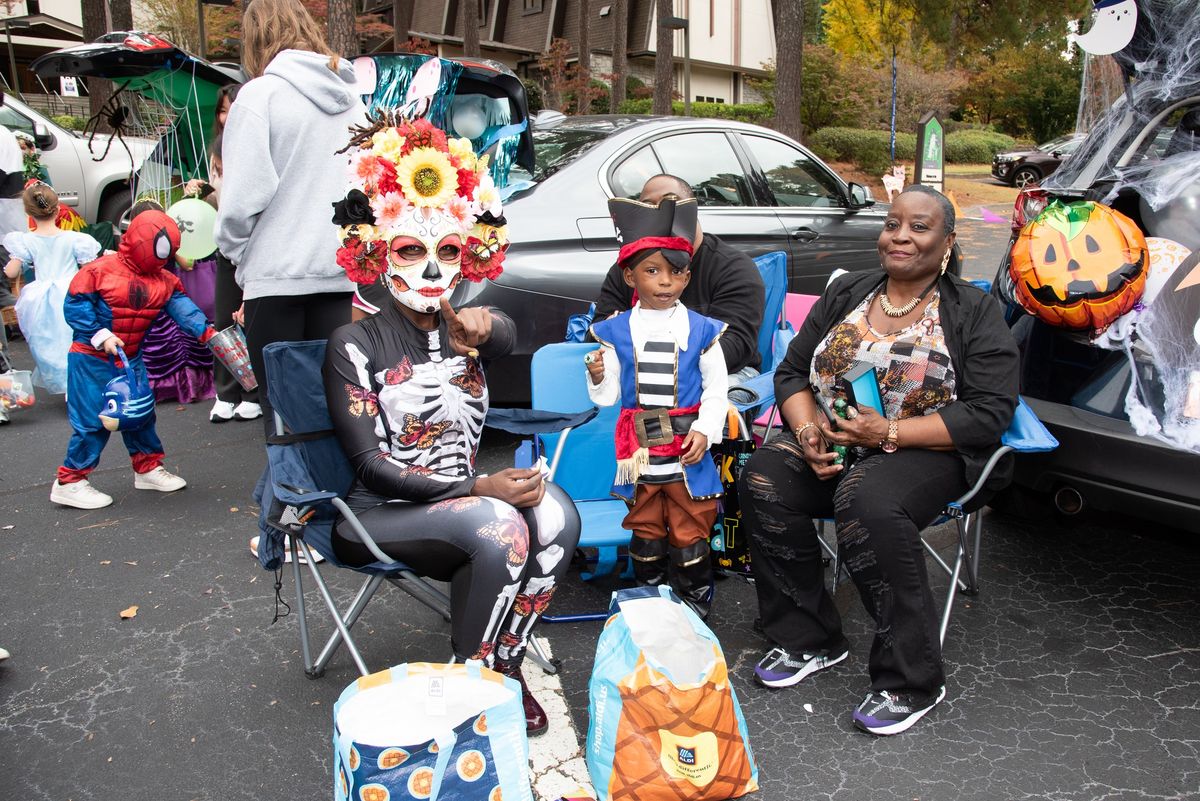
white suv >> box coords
[0,94,151,224]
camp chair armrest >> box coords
[329,497,398,565]
[952,444,1014,510]
[730,370,777,414]
[274,482,339,506]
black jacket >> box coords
[594,233,765,373]
[775,269,1020,490]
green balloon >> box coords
[166,198,217,262]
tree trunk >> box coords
[609,0,628,113]
[652,0,672,115]
[327,0,358,57]
[772,0,803,140]
[110,0,134,31]
[577,0,591,114]
[81,0,118,129]
[393,0,416,48]
[459,0,481,56]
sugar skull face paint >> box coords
[332,117,510,303]
[384,210,464,313]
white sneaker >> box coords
[50,479,114,509]
[233,401,262,421]
[210,399,236,423]
[134,467,187,493]
[0,645,9,662]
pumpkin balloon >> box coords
[1010,200,1148,331]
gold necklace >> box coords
[878,275,941,318]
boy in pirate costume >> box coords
[587,196,729,618]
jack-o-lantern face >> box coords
[1010,200,1148,330]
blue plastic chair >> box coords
[730,251,789,426]
[530,342,628,581]
[257,340,573,677]
[820,396,1059,645]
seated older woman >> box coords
[740,185,1018,736]
[322,117,580,737]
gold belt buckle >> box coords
[633,408,675,447]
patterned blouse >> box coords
[810,289,957,422]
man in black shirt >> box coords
[593,175,765,379]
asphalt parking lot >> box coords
[1,219,1196,801]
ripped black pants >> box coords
[738,437,967,696]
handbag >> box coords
[333,662,533,801]
[710,411,755,576]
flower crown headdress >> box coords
[331,113,509,285]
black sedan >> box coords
[991,134,1086,188]
[455,114,888,401]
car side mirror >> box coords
[1051,150,1063,157]
[33,122,54,150]
[847,182,874,208]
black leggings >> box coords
[213,253,257,405]
[739,437,968,696]
[243,292,352,436]
[335,482,582,664]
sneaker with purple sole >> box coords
[754,645,849,688]
[852,685,947,735]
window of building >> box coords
[695,96,725,104]
[522,0,543,14]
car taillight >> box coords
[1010,187,1049,234]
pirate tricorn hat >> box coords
[609,196,699,269]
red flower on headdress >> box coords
[456,167,479,199]
[400,118,448,154]
[376,158,400,196]
[460,234,507,282]
[336,235,388,284]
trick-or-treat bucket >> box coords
[333,662,533,801]
[207,325,257,391]
[0,369,36,412]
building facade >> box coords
[400,0,776,105]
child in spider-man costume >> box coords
[51,209,216,510]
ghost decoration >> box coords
[1069,0,1139,56]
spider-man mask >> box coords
[119,210,180,275]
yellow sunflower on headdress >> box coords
[395,147,460,208]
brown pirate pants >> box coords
[623,481,718,548]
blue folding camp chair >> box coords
[255,340,586,677]
[729,250,789,432]
[819,396,1058,645]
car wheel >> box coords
[1012,166,1041,189]
[97,186,133,229]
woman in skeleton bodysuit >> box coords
[323,117,580,737]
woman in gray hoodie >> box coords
[214,0,366,435]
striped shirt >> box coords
[637,337,683,483]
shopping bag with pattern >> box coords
[334,661,533,801]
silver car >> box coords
[454,114,888,401]
[0,94,151,224]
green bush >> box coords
[808,128,917,164]
[51,114,87,132]
[810,126,1017,166]
[944,130,1017,163]
[616,98,773,126]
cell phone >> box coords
[839,362,884,415]
[811,387,840,430]
[196,182,215,199]
[513,440,536,469]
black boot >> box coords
[670,540,715,620]
[630,535,668,587]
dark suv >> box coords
[991,134,1086,188]
[990,74,1200,534]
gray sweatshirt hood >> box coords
[263,49,358,114]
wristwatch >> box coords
[880,420,899,453]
